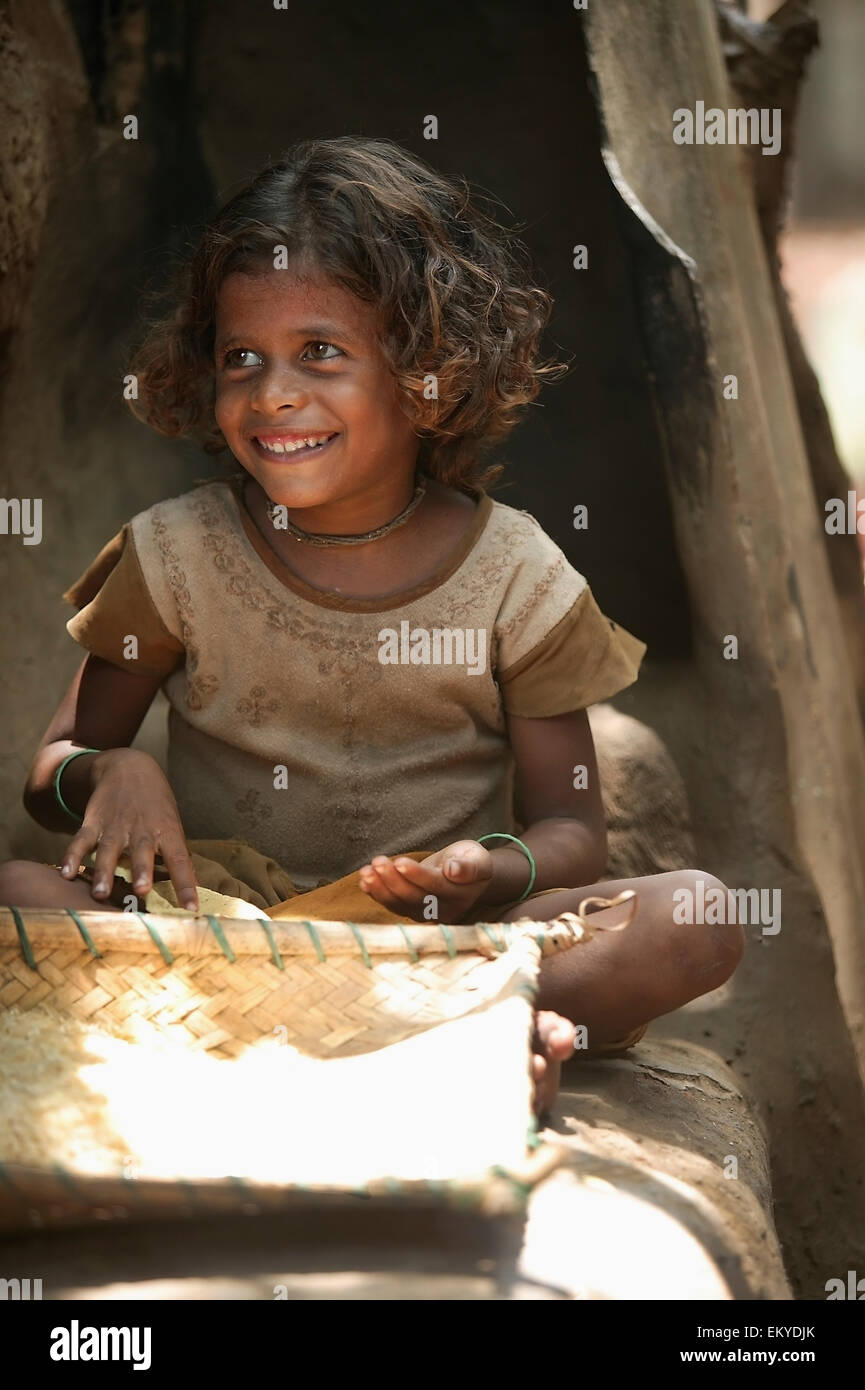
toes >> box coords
[534,1010,576,1060]
[531,1052,560,1116]
[531,1053,550,1116]
[531,1012,574,1116]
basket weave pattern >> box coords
[0,908,626,1058]
[0,896,636,1232]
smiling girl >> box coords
[0,137,742,1111]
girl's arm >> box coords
[23,654,199,910]
[473,707,608,906]
[24,654,162,827]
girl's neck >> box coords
[238,473,481,601]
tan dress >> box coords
[62,474,646,909]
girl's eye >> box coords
[302,341,342,361]
[223,348,262,369]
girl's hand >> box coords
[59,748,199,912]
[358,839,493,923]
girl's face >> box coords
[213,261,420,514]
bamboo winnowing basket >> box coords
[0,895,635,1232]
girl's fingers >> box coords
[130,834,157,897]
[60,822,100,879]
[359,867,409,910]
[368,856,424,906]
[358,875,403,914]
[158,833,199,913]
[91,832,129,899]
[389,858,442,891]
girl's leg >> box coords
[0,860,128,912]
[502,869,744,1048]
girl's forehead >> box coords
[215,268,376,341]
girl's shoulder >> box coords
[483,495,577,565]
[124,477,238,578]
[475,494,590,617]
[59,480,237,677]
[128,476,233,539]
[476,495,647,715]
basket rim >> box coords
[0,907,554,966]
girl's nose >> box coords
[248,363,310,415]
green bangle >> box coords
[477,833,537,903]
[53,747,101,823]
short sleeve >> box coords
[62,523,185,678]
[498,584,646,717]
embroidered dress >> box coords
[62,475,646,898]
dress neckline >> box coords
[222,474,494,613]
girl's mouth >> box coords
[251,432,340,463]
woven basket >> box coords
[0,894,635,1233]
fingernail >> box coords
[94,878,107,893]
[446,859,461,875]
[60,864,72,877]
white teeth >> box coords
[256,434,334,455]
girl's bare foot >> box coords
[531,1010,576,1116]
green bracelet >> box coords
[477,833,537,903]
[53,747,101,823]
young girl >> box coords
[0,136,743,1112]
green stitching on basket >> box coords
[136,913,174,965]
[438,922,457,958]
[66,908,102,958]
[10,906,36,970]
[347,922,372,969]
[397,924,419,962]
[303,920,325,962]
[257,917,284,970]
[205,914,236,962]
[477,923,505,953]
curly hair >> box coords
[128,135,569,492]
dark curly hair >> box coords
[128,135,569,492]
